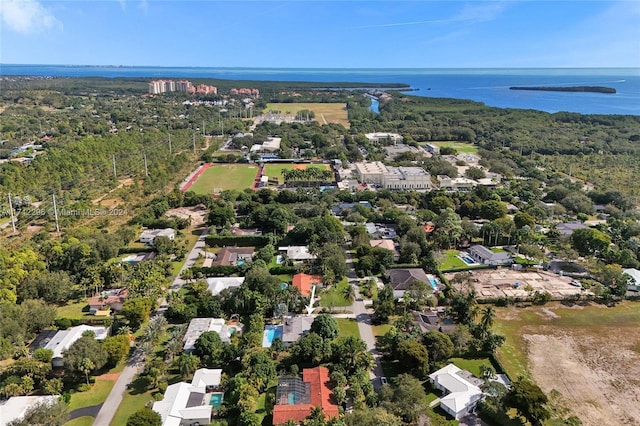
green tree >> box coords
[126,407,162,426]
[379,374,428,423]
[374,284,395,322]
[120,297,154,330]
[422,331,454,363]
[342,284,355,305]
[310,314,339,340]
[396,340,430,377]
[63,336,108,381]
[505,377,550,425]
[571,228,611,256]
[175,353,200,379]
[7,399,68,426]
[32,348,54,363]
[102,334,131,367]
[194,331,224,367]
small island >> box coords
[509,86,616,94]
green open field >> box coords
[264,102,349,128]
[319,278,352,309]
[420,141,478,154]
[263,163,331,184]
[189,164,258,194]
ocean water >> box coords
[1,65,639,115]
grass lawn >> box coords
[171,227,206,278]
[439,250,467,271]
[264,102,349,128]
[68,379,116,411]
[189,163,258,194]
[263,163,331,184]
[335,318,361,339]
[372,323,393,338]
[319,278,351,308]
[490,247,506,253]
[63,416,94,426]
[448,357,493,377]
[109,389,155,426]
[420,140,478,154]
[56,301,91,320]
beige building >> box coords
[354,162,431,190]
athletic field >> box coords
[422,141,478,154]
[263,163,331,184]
[264,103,349,128]
[188,164,258,194]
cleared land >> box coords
[165,205,208,227]
[494,303,640,426]
[188,164,258,194]
[264,103,349,128]
[446,269,586,300]
[264,163,331,184]
[420,141,478,153]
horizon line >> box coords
[2,63,639,70]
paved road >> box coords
[94,228,209,426]
[343,251,385,391]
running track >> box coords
[181,163,212,192]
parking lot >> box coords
[446,269,588,300]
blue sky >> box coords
[1,1,639,68]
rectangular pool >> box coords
[210,392,223,408]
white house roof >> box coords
[191,368,222,388]
[205,276,245,296]
[279,246,316,261]
[44,325,108,360]
[429,364,482,417]
[0,396,59,426]
[623,268,640,285]
[152,382,212,426]
[183,318,230,352]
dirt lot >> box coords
[495,303,640,426]
[165,204,208,226]
[446,269,587,300]
[526,330,640,425]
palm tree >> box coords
[79,358,95,385]
[479,306,496,338]
[176,353,200,378]
[342,284,355,305]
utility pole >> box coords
[52,194,60,233]
[202,120,205,137]
[112,155,117,178]
[143,153,149,177]
[168,133,172,155]
[193,132,197,154]
[7,194,16,233]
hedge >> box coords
[205,235,271,248]
[189,265,242,277]
[268,265,297,275]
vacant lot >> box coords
[264,103,349,128]
[446,269,586,300]
[494,303,640,426]
[165,205,208,226]
[264,163,331,184]
[188,164,258,194]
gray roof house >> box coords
[386,268,431,298]
[468,245,512,266]
[281,315,315,346]
[555,221,589,236]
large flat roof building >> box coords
[354,162,431,190]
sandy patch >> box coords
[525,332,640,425]
[165,204,208,226]
[95,372,120,381]
[538,308,560,319]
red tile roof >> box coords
[291,273,322,297]
[272,366,339,425]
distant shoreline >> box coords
[509,86,616,94]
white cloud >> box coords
[0,0,62,34]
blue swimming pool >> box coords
[276,255,284,264]
[461,256,475,265]
[262,325,283,347]
[210,392,223,408]
[428,277,438,289]
[237,259,246,266]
